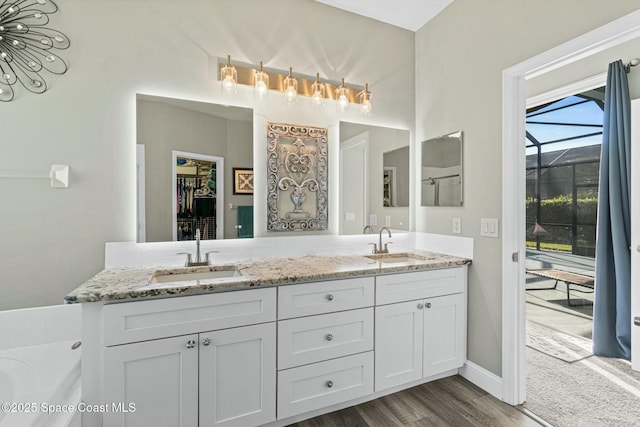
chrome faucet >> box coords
[369,227,392,254]
[362,224,374,234]
[177,229,217,266]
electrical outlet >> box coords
[453,218,461,234]
[369,214,378,226]
[385,215,391,227]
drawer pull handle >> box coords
[426,302,432,309]
[326,380,334,388]
[326,294,334,301]
[417,303,424,310]
[202,338,212,346]
[186,339,197,349]
[325,333,334,341]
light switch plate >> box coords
[369,214,378,226]
[345,212,356,221]
[480,218,499,238]
[385,215,391,227]
[453,218,461,234]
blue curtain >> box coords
[593,60,632,359]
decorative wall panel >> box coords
[267,123,328,231]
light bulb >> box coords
[283,67,297,104]
[256,81,268,97]
[285,87,297,102]
[220,55,237,94]
[338,94,348,111]
[254,61,269,100]
[311,91,323,107]
[361,99,372,114]
[222,76,235,91]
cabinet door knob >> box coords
[325,333,334,341]
[202,338,212,346]
[186,339,197,349]
[326,294,334,301]
[426,302,432,309]
[326,380,334,388]
[417,303,424,310]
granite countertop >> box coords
[64,250,470,304]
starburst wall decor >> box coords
[0,0,70,102]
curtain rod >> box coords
[625,58,639,73]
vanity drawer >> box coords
[277,351,373,420]
[376,266,466,305]
[278,308,373,369]
[278,277,374,319]
[103,288,276,346]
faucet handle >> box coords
[368,243,378,254]
[383,242,393,253]
[177,252,193,266]
[204,251,219,264]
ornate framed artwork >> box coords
[233,168,254,195]
[267,123,328,231]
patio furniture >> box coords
[526,268,594,306]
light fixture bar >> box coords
[218,59,367,104]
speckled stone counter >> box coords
[64,251,470,304]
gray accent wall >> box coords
[415,0,640,376]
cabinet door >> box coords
[103,334,199,427]
[374,300,423,391]
[199,322,276,427]
[423,293,466,377]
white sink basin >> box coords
[150,268,242,284]
[364,253,429,263]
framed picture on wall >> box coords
[233,168,254,195]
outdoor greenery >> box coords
[526,195,598,255]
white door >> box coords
[423,293,466,377]
[103,334,199,427]
[375,300,423,391]
[631,99,640,372]
[339,133,368,235]
[199,323,276,427]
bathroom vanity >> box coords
[69,251,469,427]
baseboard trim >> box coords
[459,360,503,400]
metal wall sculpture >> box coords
[267,122,328,231]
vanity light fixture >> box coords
[220,55,237,94]
[216,58,371,113]
[283,67,298,104]
[0,0,70,102]
[359,83,372,115]
[336,78,349,112]
[310,73,325,108]
[254,61,269,100]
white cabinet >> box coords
[91,288,277,427]
[200,323,276,427]
[375,268,467,392]
[104,323,276,427]
[374,301,423,390]
[276,278,376,420]
[103,334,199,427]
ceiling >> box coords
[315,0,454,31]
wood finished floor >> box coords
[288,376,541,427]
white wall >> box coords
[415,0,640,376]
[0,0,415,310]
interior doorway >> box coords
[172,151,224,241]
[501,10,640,406]
[339,132,369,235]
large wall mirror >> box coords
[421,131,463,207]
[339,122,410,235]
[136,95,253,242]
